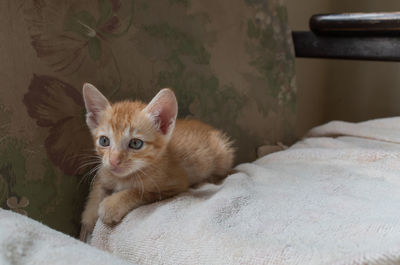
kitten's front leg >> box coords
[98,188,142,225]
[80,180,107,241]
[98,183,188,225]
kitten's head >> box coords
[82,83,178,178]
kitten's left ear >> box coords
[144,88,178,136]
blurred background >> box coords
[286,0,400,137]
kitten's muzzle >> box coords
[108,164,127,177]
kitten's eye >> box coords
[129,138,143,150]
[99,136,110,147]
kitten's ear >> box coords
[144,88,178,135]
[82,83,110,131]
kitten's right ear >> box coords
[82,83,110,131]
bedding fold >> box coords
[0,210,134,265]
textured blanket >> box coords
[91,117,400,265]
[0,210,134,265]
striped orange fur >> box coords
[79,84,234,241]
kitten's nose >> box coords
[109,155,122,168]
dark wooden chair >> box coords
[292,12,400,61]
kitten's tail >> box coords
[209,130,235,177]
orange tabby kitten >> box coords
[80,84,234,241]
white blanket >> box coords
[91,117,400,265]
[0,210,134,265]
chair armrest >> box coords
[292,31,400,61]
[310,12,400,36]
[292,12,400,61]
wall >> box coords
[286,0,400,137]
[0,0,297,236]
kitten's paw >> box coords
[81,211,97,231]
[80,208,98,242]
[79,224,92,242]
[98,196,128,225]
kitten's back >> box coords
[170,119,234,185]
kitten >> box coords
[80,84,234,241]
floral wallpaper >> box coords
[0,0,296,237]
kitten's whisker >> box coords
[79,158,102,163]
[144,165,164,200]
[90,170,100,189]
[85,157,102,161]
[75,160,101,174]
[78,158,102,164]
[75,163,100,173]
[137,168,162,201]
[72,156,100,161]
[87,164,101,176]
[78,172,92,189]
[77,164,101,189]
[71,152,101,172]
[78,159,101,165]
[130,176,142,202]
[77,174,90,189]
[137,174,145,202]
[133,171,143,201]
[87,165,101,186]
[130,175,136,189]
[75,155,101,163]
